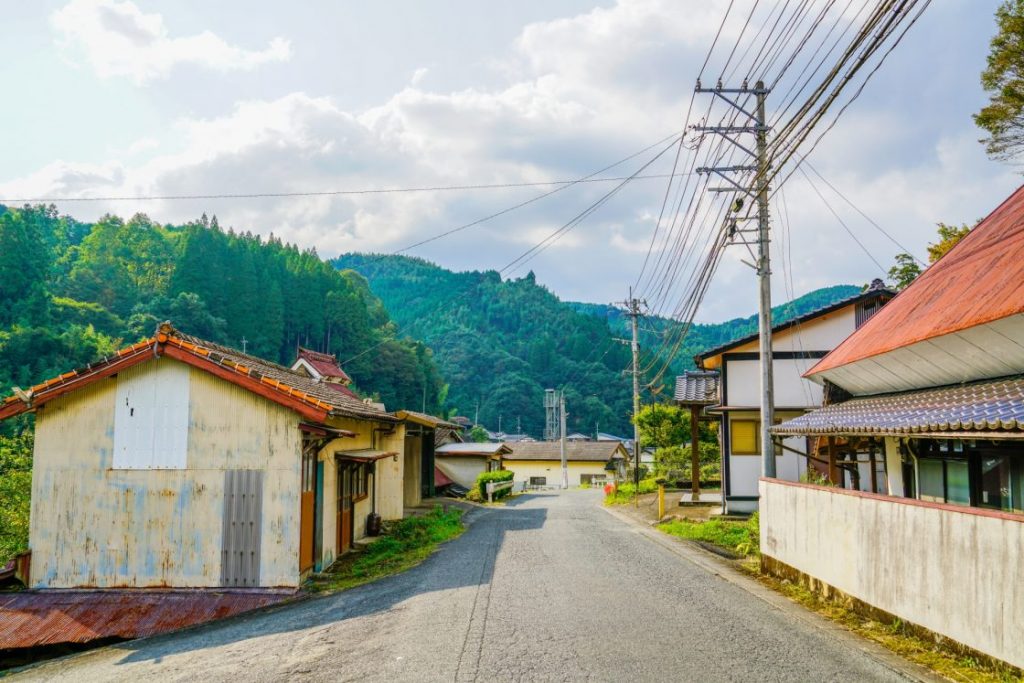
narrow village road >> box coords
[14,491,909,682]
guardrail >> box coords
[485,480,514,503]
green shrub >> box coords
[658,512,760,558]
[476,469,515,500]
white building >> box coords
[694,280,894,514]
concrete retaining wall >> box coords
[760,478,1024,668]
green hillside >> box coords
[335,253,862,436]
[569,283,862,385]
[0,205,445,421]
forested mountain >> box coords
[0,205,444,422]
[335,254,862,437]
[569,283,862,383]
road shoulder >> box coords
[598,503,946,683]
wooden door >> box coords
[337,464,353,554]
[299,450,316,571]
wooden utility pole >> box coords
[695,79,775,480]
[619,289,645,506]
[690,406,701,500]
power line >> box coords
[0,172,693,205]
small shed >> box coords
[435,442,511,489]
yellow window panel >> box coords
[731,420,758,455]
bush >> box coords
[476,469,515,500]
[658,512,760,558]
[0,431,32,565]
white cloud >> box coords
[3,0,1016,318]
[51,0,290,84]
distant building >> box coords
[0,323,406,589]
[501,441,628,488]
[434,442,511,489]
[693,280,895,514]
[566,432,592,442]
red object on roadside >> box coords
[604,483,616,495]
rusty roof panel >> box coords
[772,375,1024,437]
[810,184,1024,377]
[0,589,295,651]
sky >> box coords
[0,0,1018,323]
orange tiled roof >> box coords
[809,184,1024,377]
[0,323,398,424]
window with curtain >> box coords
[731,420,758,455]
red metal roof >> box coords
[297,347,352,384]
[810,184,1024,376]
[0,589,295,650]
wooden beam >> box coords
[690,405,701,499]
[827,436,840,486]
[868,441,878,494]
[163,344,329,423]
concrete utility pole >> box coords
[695,79,776,479]
[618,289,645,505]
[559,391,568,489]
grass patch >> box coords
[307,505,464,593]
[604,479,658,505]
[747,568,1022,683]
[658,513,760,558]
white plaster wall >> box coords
[436,456,491,489]
[726,358,822,408]
[503,461,610,487]
[727,308,856,355]
[760,479,1024,667]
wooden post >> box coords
[868,440,878,493]
[690,405,701,501]
[827,436,839,486]
[657,483,665,521]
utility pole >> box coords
[240,337,248,354]
[618,288,645,506]
[559,391,568,489]
[474,400,479,427]
[695,78,776,479]
[498,415,503,433]
[517,416,521,434]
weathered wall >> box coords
[318,418,405,567]
[760,478,1024,668]
[30,359,302,588]
[436,456,491,489]
[404,434,423,508]
[503,460,610,487]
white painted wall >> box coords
[724,410,808,513]
[760,479,1024,667]
[725,358,822,408]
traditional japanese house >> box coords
[762,185,1024,668]
[501,441,628,489]
[0,323,406,589]
[395,410,463,506]
[693,279,895,513]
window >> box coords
[917,456,969,506]
[302,450,316,493]
[731,420,758,455]
[529,476,547,487]
[353,463,370,501]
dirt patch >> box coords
[610,490,719,526]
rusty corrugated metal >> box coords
[810,184,1024,376]
[0,589,296,650]
[221,470,263,587]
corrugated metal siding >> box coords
[112,361,189,469]
[221,470,263,587]
[30,359,303,588]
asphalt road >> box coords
[13,491,911,682]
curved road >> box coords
[14,491,911,682]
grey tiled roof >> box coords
[674,370,719,404]
[772,375,1024,436]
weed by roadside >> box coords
[658,513,760,558]
[307,506,464,593]
[747,569,1022,683]
[604,479,658,505]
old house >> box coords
[763,185,1024,668]
[0,323,406,589]
[434,442,510,489]
[395,410,463,506]
[501,441,628,488]
[693,280,894,514]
